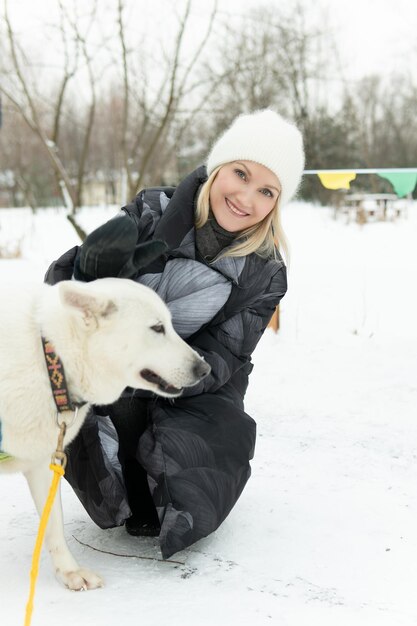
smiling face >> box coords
[209,160,281,233]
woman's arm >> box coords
[44,245,80,285]
[181,265,287,396]
[44,189,169,285]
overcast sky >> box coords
[323,0,417,79]
[218,0,417,80]
[3,0,417,81]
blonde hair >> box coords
[195,166,289,263]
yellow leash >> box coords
[24,423,67,626]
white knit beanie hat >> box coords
[206,109,305,207]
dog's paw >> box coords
[57,567,104,591]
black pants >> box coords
[99,396,159,525]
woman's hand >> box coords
[74,215,167,281]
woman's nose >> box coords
[236,187,254,210]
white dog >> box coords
[0,278,210,590]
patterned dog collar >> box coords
[41,337,87,414]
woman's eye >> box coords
[234,169,246,180]
[261,188,273,198]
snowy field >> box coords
[0,200,416,626]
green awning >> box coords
[376,171,417,197]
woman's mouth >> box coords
[225,198,249,217]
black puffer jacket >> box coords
[45,166,287,559]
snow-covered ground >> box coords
[0,200,416,626]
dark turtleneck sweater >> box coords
[195,211,237,262]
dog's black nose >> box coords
[193,359,211,380]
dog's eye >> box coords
[151,323,165,334]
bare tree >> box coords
[3,0,415,217]
[0,102,38,209]
[0,0,103,238]
[187,0,338,171]
[1,2,74,207]
[116,0,219,201]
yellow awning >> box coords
[318,172,357,190]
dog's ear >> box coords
[59,281,118,327]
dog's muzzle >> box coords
[140,360,210,396]
[140,369,183,395]
[193,360,211,379]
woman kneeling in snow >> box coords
[45,109,304,559]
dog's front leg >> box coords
[24,463,103,590]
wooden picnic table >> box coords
[338,193,403,223]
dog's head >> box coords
[57,278,210,403]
